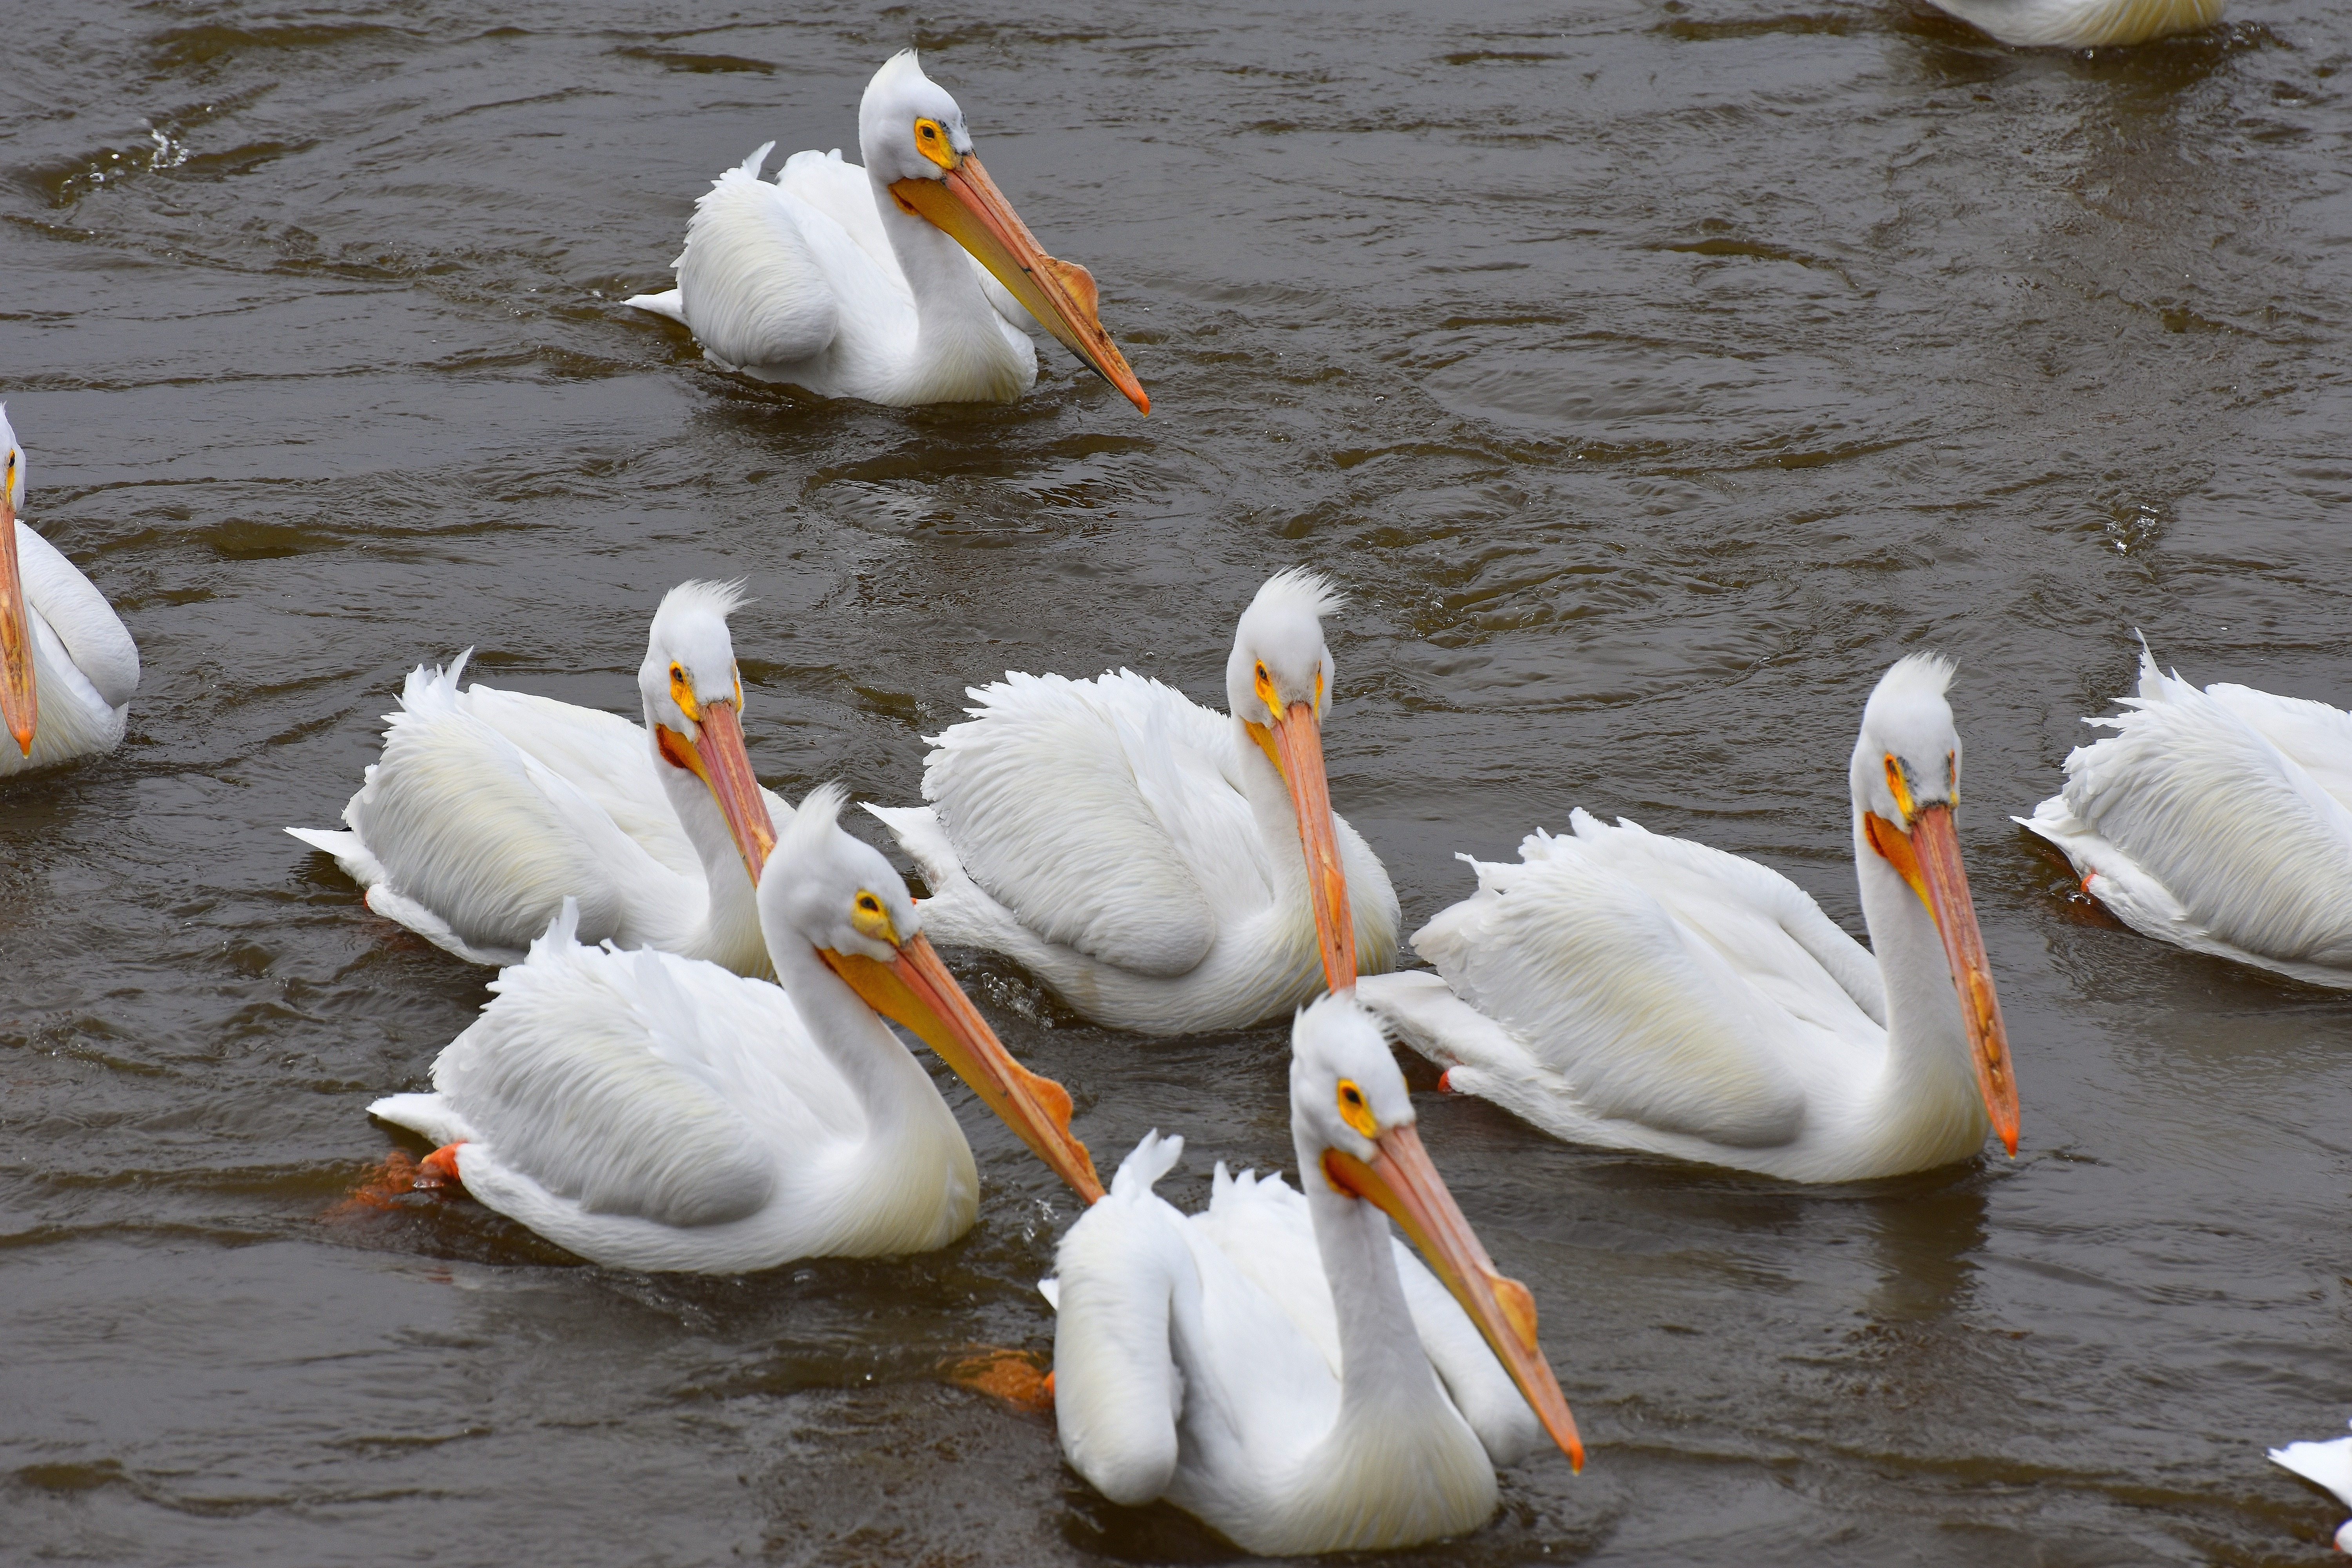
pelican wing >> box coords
[446,684,701,880]
[657,143,843,372]
[17,523,137,709]
[1048,1131,1193,1504]
[400,912,792,1229]
[922,671,1262,978]
[339,659,685,957]
[2272,1428,2352,1508]
[1407,812,1881,1149]
[2025,646,2352,966]
[1051,1132,1342,1503]
[1192,1161,1546,1465]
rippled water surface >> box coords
[6,0,2352,1562]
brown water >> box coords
[5,0,2350,1562]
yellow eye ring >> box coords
[912,116,959,172]
[669,662,702,723]
[1335,1077,1378,1139]
[850,888,899,945]
[1882,753,1917,822]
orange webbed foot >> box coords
[944,1347,1054,1416]
[412,1142,467,1192]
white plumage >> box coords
[371,786,1102,1273]
[1924,0,2222,47]
[2018,639,2352,988]
[2270,1421,2352,1553]
[0,406,139,778]
[628,51,1146,413]
[291,581,786,975]
[1358,655,2021,1183]
[869,570,1401,1035]
[1044,995,1581,1554]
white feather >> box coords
[2018,639,2352,987]
[1045,998,1559,1554]
[0,404,140,779]
[624,53,1042,407]
[290,583,788,976]
[1359,657,2009,1183]
[868,572,1401,1035]
[1925,0,2221,46]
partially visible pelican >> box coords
[372,786,1103,1272]
[627,51,1148,413]
[2018,639,2352,988]
[1922,0,2222,47]
[290,581,785,975]
[868,570,1399,1036]
[1044,993,1581,1555]
[1357,655,2021,1183]
[2272,1421,2352,1554]
[0,406,139,778]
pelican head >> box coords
[1293,994,1583,1468]
[1228,569,1358,993]
[639,580,777,885]
[858,50,1149,415]
[1850,653,2020,1155]
[0,405,36,756]
[767,784,1105,1203]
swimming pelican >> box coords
[0,406,139,778]
[867,569,1399,1036]
[2018,639,2352,988]
[1356,655,2020,1184]
[2272,1421,2352,1554]
[372,785,1103,1272]
[1043,993,1581,1555]
[626,51,1147,413]
[1922,0,2222,48]
[290,581,785,975]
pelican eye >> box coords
[1946,748,1959,804]
[1882,753,1917,822]
[850,889,900,946]
[912,116,959,173]
[669,662,702,723]
[1253,660,1282,722]
[1335,1077,1378,1139]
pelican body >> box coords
[628,52,1146,413]
[0,407,139,778]
[2019,639,2352,988]
[372,786,1102,1272]
[1045,995,1581,1555]
[2272,1422,2352,1554]
[1925,0,2221,46]
[869,570,1399,1036]
[291,582,784,975]
[1358,656,2020,1184]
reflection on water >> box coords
[5,0,2352,1562]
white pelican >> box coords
[626,51,1148,414]
[371,785,1104,1272]
[0,406,139,777]
[2018,639,2352,988]
[1356,655,2021,1184]
[867,569,1400,1036]
[1922,0,2222,48]
[1043,993,1581,1555]
[290,581,785,975]
[2272,1422,2352,1554]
